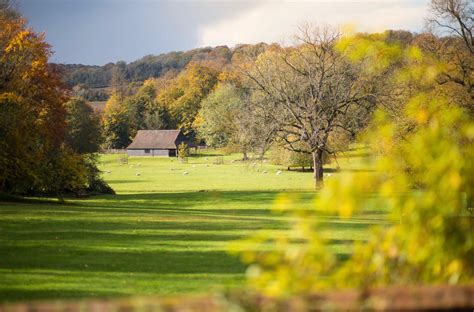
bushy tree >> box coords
[126,78,169,131]
[102,93,132,149]
[196,83,243,147]
[0,6,89,196]
[64,98,102,153]
[158,63,219,135]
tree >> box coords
[177,142,189,162]
[64,98,102,153]
[428,0,473,54]
[426,0,474,110]
[242,26,379,188]
[196,83,242,148]
[157,63,219,135]
[0,6,78,195]
[102,93,132,149]
[196,83,276,160]
[126,78,169,131]
[111,60,128,100]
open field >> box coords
[0,150,386,302]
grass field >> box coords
[0,150,386,302]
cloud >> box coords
[197,1,430,47]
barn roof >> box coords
[127,130,181,149]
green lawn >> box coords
[0,150,385,302]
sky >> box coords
[18,0,431,65]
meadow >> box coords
[0,150,386,302]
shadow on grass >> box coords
[0,289,124,302]
[0,246,244,275]
[0,189,383,302]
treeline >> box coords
[99,43,271,151]
[55,44,270,101]
[0,2,113,199]
[58,34,418,102]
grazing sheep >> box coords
[136,172,141,176]
[183,171,189,175]
[276,170,282,175]
[263,170,267,174]
[206,164,209,167]
[327,173,332,177]
[170,167,175,171]
[205,157,208,161]
[106,170,111,174]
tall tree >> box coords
[242,26,379,188]
[111,60,128,100]
[102,93,132,149]
[64,98,102,154]
[426,0,474,110]
[157,63,219,136]
[0,5,79,194]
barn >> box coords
[127,130,188,157]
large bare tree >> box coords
[426,0,474,107]
[241,26,378,188]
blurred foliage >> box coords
[231,32,473,297]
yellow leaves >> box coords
[407,46,423,61]
[415,108,429,125]
[336,32,402,73]
[4,30,31,53]
[448,172,462,190]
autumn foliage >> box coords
[0,8,102,196]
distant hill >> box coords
[54,43,267,89]
[53,31,415,102]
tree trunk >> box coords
[313,149,324,189]
[242,151,249,161]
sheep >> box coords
[170,167,175,171]
[327,173,332,177]
[192,164,196,168]
[276,170,282,175]
[263,170,267,174]
[136,172,141,176]
[183,171,189,175]
[106,170,111,174]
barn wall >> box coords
[127,149,171,157]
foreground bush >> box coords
[231,33,473,296]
